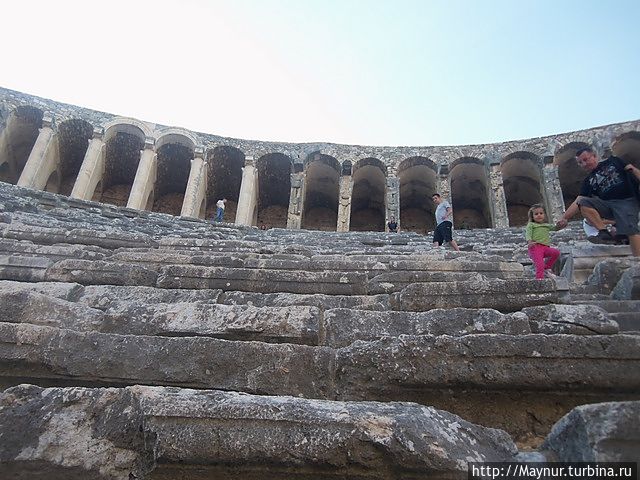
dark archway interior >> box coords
[612,132,640,169]
[350,160,386,232]
[302,155,340,231]
[0,106,42,184]
[153,143,193,215]
[99,132,144,207]
[450,160,490,229]
[58,119,93,196]
[501,153,543,227]
[398,157,437,234]
[257,153,291,228]
[206,146,244,223]
[554,142,589,215]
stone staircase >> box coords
[0,181,639,479]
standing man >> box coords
[431,193,460,251]
[556,146,640,256]
[214,198,227,222]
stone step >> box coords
[2,283,617,346]
[2,323,639,444]
[572,299,640,313]
[610,312,640,332]
[3,323,638,396]
[2,222,158,249]
[0,384,518,480]
[392,278,559,312]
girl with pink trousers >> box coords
[525,204,560,280]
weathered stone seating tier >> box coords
[1,181,639,475]
[0,384,518,480]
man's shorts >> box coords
[577,196,640,235]
[433,221,453,245]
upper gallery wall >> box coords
[1,87,639,232]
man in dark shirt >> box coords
[387,216,398,233]
[557,146,640,256]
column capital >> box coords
[92,127,105,141]
[244,156,256,167]
[194,146,205,159]
[42,112,56,129]
[143,136,155,150]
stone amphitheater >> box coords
[0,87,638,479]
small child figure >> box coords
[525,204,561,280]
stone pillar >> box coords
[70,127,105,201]
[337,174,353,233]
[180,147,207,219]
[437,164,451,200]
[385,175,400,231]
[286,171,304,229]
[542,161,565,221]
[488,164,509,228]
[235,156,258,226]
[127,137,157,210]
[17,113,59,190]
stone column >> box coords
[336,174,353,232]
[542,161,565,221]
[17,113,59,190]
[437,165,451,201]
[127,137,157,210]
[286,171,305,229]
[71,127,105,201]
[181,147,207,219]
[235,156,258,226]
[385,175,400,231]
[488,164,509,228]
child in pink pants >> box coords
[525,204,560,280]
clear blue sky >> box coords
[3,0,639,146]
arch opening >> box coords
[97,131,144,207]
[58,119,93,196]
[257,153,292,228]
[302,154,340,231]
[350,158,386,232]
[152,142,194,216]
[501,152,543,227]
[553,142,589,213]
[205,146,244,223]
[612,131,640,169]
[0,106,43,184]
[398,157,437,234]
[450,159,490,229]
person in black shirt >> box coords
[557,146,640,256]
[387,216,398,233]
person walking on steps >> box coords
[431,193,460,251]
[525,204,560,280]
[214,198,227,222]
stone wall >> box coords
[1,86,639,233]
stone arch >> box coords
[155,128,199,152]
[612,131,640,169]
[0,105,43,184]
[205,146,245,223]
[301,154,340,231]
[257,153,293,228]
[57,118,93,196]
[350,157,387,232]
[153,133,196,216]
[500,151,544,227]
[44,170,60,193]
[103,117,153,143]
[450,157,490,229]
[98,122,146,207]
[398,156,438,234]
[553,141,590,210]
